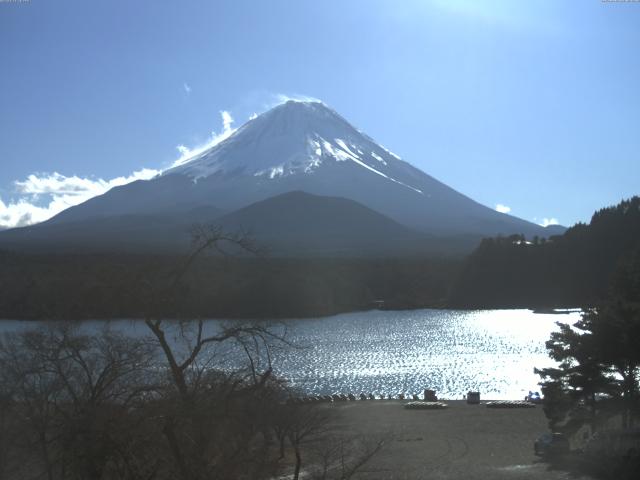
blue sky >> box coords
[1,0,639,228]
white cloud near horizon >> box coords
[183,82,191,95]
[0,168,159,229]
[495,203,511,214]
[0,110,240,229]
[539,217,559,227]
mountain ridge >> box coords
[0,100,564,255]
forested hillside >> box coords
[0,252,459,320]
[449,197,640,308]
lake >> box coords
[0,308,580,400]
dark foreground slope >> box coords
[0,192,479,256]
[216,191,428,256]
[214,191,481,256]
[0,206,224,254]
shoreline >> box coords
[0,305,584,323]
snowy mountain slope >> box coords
[166,101,421,193]
[12,100,557,250]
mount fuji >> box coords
[0,100,561,255]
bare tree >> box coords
[278,403,332,480]
[0,324,157,480]
[268,400,388,480]
[139,224,296,479]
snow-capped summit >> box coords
[166,101,420,194]
[19,99,556,247]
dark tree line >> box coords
[0,251,460,320]
[449,196,640,308]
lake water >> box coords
[0,309,580,400]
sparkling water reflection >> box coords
[0,309,579,400]
[273,309,578,400]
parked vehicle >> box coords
[525,391,542,403]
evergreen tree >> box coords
[537,249,640,433]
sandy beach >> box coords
[326,400,594,480]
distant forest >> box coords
[449,196,640,309]
[0,197,638,320]
[0,253,458,320]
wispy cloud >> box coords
[539,217,559,227]
[171,110,236,168]
[239,93,324,122]
[274,93,322,105]
[221,110,233,131]
[0,169,159,229]
[183,82,191,95]
[495,203,511,214]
